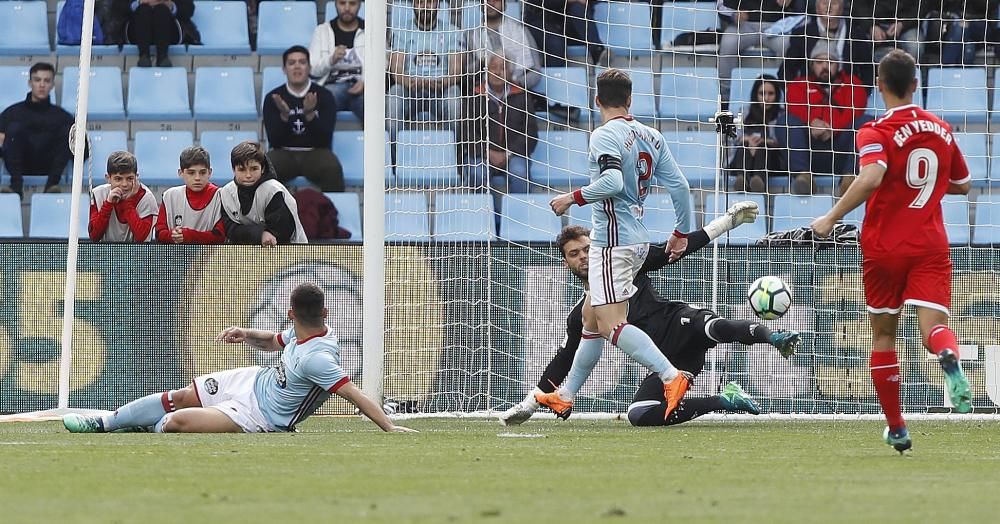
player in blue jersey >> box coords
[544,69,696,421]
[63,283,415,434]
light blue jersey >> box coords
[576,116,692,247]
[390,18,463,78]
[254,326,348,430]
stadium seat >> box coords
[942,195,971,245]
[332,130,393,187]
[324,192,361,240]
[193,67,257,121]
[660,131,717,187]
[61,66,125,120]
[538,67,590,113]
[385,191,431,242]
[593,1,654,57]
[661,2,719,49]
[499,193,562,242]
[257,2,318,55]
[433,193,495,241]
[990,135,1000,184]
[29,193,89,239]
[529,130,589,187]
[0,2,50,55]
[87,130,129,173]
[593,67,656,119]
[973,194,1000,244]
[133,131,194,186]
[127,67,191,120]
[924,68,988,125]
[190,1,252,55]
[772,194,834,232]
[200,130,258,181]
[261,66,284,110]
[953,132,988,185]
[867,67,922,115]
[702,192,768,245]
[642,191,697,239]
[394,130,459,187]
[0,193,23,238]
[0,66,32,113]
[842,202,865,230]
[729,67,775,118]
[659,67,719,123]
[53,1,123,56]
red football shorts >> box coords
[862,252,952,315]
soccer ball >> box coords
[747,276,792,320]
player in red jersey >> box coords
[811,50,973,453]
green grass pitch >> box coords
[2,418,999,523]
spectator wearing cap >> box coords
[782,41,868,194]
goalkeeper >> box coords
[500,208,801,427]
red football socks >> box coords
[870,350,905,431]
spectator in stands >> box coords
[309,0,365,125]
[523,0,607,67]
[154,146,225,244]
[111,0,200,67]
[0,63,81,197]
[219,141,308,245]
[850,0,922,64]
[466,0,541,91]
[784,42,868,195]
[726,75,786,193]
[462,54,538,202]
[387,0,464,137]
[927,0,999,65]
[719,0,804,103]
[263,46,345,192]
[780,0,874,87]
[89,151,159,242]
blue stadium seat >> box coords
[194,67,257,121]
[593,67,656,119]
[952,132,988,185]
[538,67,590,113]
[661,2,719,48]
[332,130,393,187]
[29,193,89,239]
[772,194,834,232]
[61,66,125,120]
[842,202,865,230]
[0,2,50,55]
[499,193,562,242]
[702,192,768,245]
[0,193,23,237]
[394,130,459,187]
[54,1,128,56]
[529,130,589,187]
[385,191,431,242]
[660,131,717,187]
[867,67,922,115]
[642,191,697,239]
[659,67,719,122]
[433,193,495,241]
[190,1,251,55]
[127,67,191,120]
[594,1,654,57]
[261,66,284,110]
[942,195,971,245]
[0,65,30,112]
[257,2,318,55]
[924,68,988,125]
[729,67,774,118]
[990,135,1000,184]
[200,130,258,181]
[324,192,361,240]
[133,131,194,185]
[974,194,1000,244]
[87,130,129,173]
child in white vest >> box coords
[154,146,225,244]
[88,151,158,242]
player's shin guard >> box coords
[870,351,905,431]
[560,331,603,399]
[927,324,958,356]
[707,319,772,345]
[611,323,678,382]
[102,391,176,432]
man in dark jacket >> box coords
[263,46,344,193]
[850,0,923,63]
[719,0,805,102]
[462,54,538,228]
[780,0,875,87]
[927,0,999,65]
[0,63,81,197]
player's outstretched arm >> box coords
[336,382,417,433]
[812,163,886,237]
[216,326,283,352]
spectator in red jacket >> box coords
[783,41,868,194]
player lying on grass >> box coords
[502,215,801,426]
[64,283,415,434]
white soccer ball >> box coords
[747,276,792,320]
